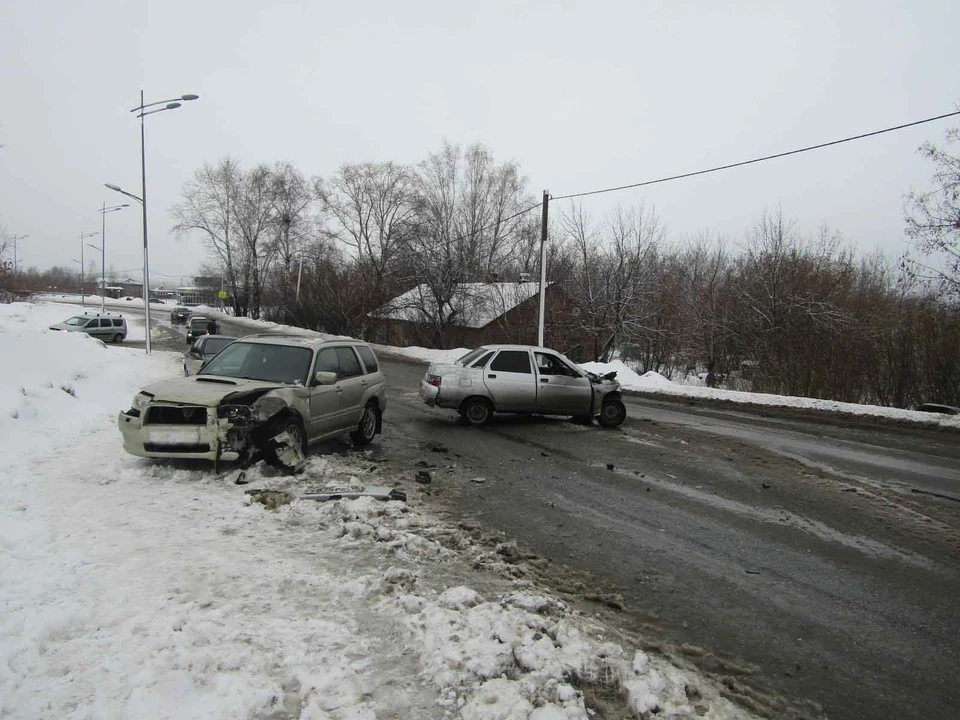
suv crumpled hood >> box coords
[141,375,286,406]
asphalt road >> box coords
[134,310,960,719]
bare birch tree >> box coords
[904,125,960,301]
[171,157,246,314]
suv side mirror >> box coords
[314,371,338,385]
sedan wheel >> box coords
[598,398,626,428]
[350,404,380,446]
[462,397,493,427]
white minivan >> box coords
[49,312,128,343]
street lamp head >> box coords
[165,102,182,110]
[181,94,199,101]
[105,183,121,191]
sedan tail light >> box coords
[427,374,442,387]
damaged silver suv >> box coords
[118,335,386,471]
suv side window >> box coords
[86,318,99,328]
[356,345,378,374]
[336,347,363,378]
[315,348,339,375]
[113,318,124,327]
[490,350,532,374]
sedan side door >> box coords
[484,350,537,412]
[533,351,592,416]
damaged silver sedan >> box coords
[118,335,386,471]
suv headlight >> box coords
[217,405,252,422]
[131,392,153,413]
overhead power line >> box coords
[552,109,960,202]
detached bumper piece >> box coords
[300,485,407,502]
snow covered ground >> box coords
[1,300,752,718]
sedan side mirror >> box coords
[314,371,338,385]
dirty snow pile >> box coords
[0,300,752,719]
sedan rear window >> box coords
[457,348,487,366]
[471,351,495,368]
[203,337,234,355]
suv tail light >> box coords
[427,374,442,387]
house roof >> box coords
[372,282,548,329]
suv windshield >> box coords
[63,316,88,326]
[189,318,209,329]
[199,342,312,385]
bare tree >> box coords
[270,162,316,321]
[904,124,960,301]
[171,158,246,315]
[391,142,535,346]
[561,203,664,361]
[316,161,416,331]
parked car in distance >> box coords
[49,312,127,343]
[419,344,626,427]
[183,335,236,376]
[118,335,386,471]
[185,316,219,344]
[170,306,192,325]
[916,403,960,415]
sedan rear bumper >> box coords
[419,380,439,406]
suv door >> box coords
[333,346,367,427]
[308,348,344,439]
[484,350,536,411]
[533,351,592,415]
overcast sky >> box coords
[2,0,957,286]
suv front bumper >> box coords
[118,410,238,462]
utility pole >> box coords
[537,190,550,347]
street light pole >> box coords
[110,89,199,354]
[11,234,28,290]
[79,230,99,306]
[72,259,82,296]
[98,203,128,312]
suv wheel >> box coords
[261,416,307,472]
[113,333,123,343]
[350,403,380,446]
